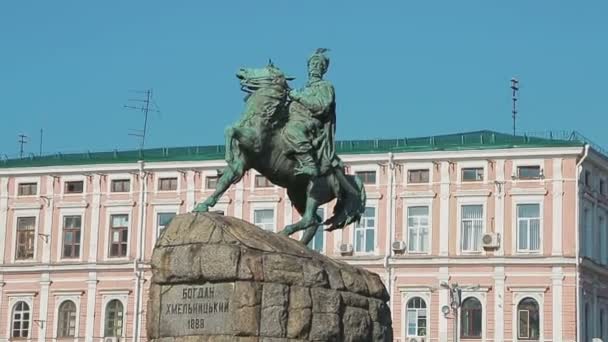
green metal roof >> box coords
[0,130,585,169]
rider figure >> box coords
[284,48,337,177]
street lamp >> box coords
[440,282,480,342]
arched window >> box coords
[461,297,482,338]
[517,297,540,340]
[406,297,427,337]
[57,300,77,337]
[11,301,31,338]
[104,300,124,337]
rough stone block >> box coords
[311,288,341,314]
[342,307,371,342]
[309,313,341,341]
[263,254,303,285]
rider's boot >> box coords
[294,152,320,177]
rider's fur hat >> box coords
[308,48,330,74]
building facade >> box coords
[0,131,607,342]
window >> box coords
[104,300,124,337]
[157,212,176,237]
[406,297,427,337]
[354,207,375,253]
[158,177,177,191]
[407,206,429,253]
[205,176,218,190]
[461,297,482,338]
[57,300,77,337]
[461,205,483,252]
[16,216,36,260]
[254,175,273,188]
[518,165,542,179]
[254,209,275,231]
[585,303,590,342]
[408,169,430,184]
[585,171,592,187]
[517,297,540,340]
[11,301,31,338]
[62,215,82,258]
[307,208,325,252]
[355,171,376,185]
[109,214,129,257]
[64,180,84,194]
[17,182,37,196]
[111,179,130,193]
[601,179,606,196]
[517,204,541,252]
[462,167,483,181]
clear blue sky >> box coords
[1,1,607,157]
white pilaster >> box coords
[552,267,564,342]
[42,177,53,263]
[438,267,449,342]
[0,177,8,264]
[495,159,505,256]
[234,178,244,219]
[186,171,195,211]
[552,158,564,256]
[88,175,101,262]
[38,273,51,342]
[439,162,450,256]
[84,272,97,342]
[494,266,505,342]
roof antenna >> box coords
[511,77,519,136]
[124,89,160,150]
[18,133,28,158]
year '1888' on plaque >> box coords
[158,283,234,336]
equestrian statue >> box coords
[193,49,366,246]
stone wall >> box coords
[147,212,393,342]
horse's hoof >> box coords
[192,203,210,213]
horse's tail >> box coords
[324,172,366,232]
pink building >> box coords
[0,130,607,342]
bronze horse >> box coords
[193,63,366,245]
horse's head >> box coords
[236,61,294,94]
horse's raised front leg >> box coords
[193,158,247,213]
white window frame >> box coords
[104,207,132,260]
[99,292,129,339]
[350,164,381,188]
[403,162,434,186]
[403,196,433,255]
[511,159,545,183]
[456,196,487,255]
[57,208,86,262]
[61,175,87,197]
[457,292,488,341]
[250,202,277,232]
[155,171,181,193]
[12,209,40,263]
[14,176,40,197]
[511,195,544,255]
[249,169,279,190]
[153,205,179,241]
[307,206,326,253]
[201,170,220,192]
[52,293,82,341]
[107,173,134,194]
[457,160,488,184]
[353,200,379,255]
[5,296,34,340]
[511,290,544,342]
[400,288,432,341]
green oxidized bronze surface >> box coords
[193,49,366,246]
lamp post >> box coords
[441,282,479,342]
